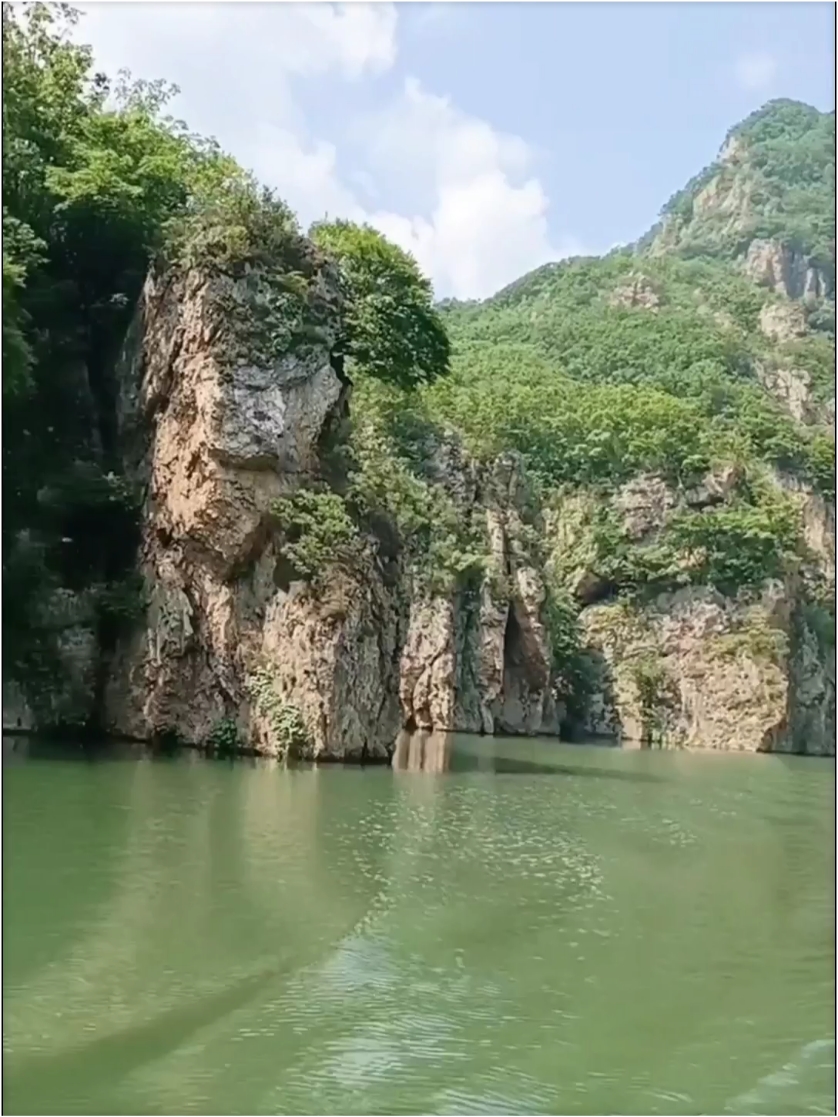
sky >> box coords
[73,1,835,300]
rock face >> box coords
[103,257,404,759]
[580,582,833,753]
[758,300,807,344]
[101,261,559,758]
[567,471,835,755]
[398,455,557,738]
[585,585,786,750]
[744,238,831,304]
[607,275,661,311]
[756,361,819,425]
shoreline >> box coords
[3,725,833,764]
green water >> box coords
[2,733,834,1116]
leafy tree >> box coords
[1,4,248,719]
[311,220,450,389]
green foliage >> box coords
[806,299,835,338]
[806,433,836,501]
[426,343,717,490]
[311,220,450,389]
[249,668,310,757]
[2,252,34,397]
[630,655,672,746]
[348,377,488,594]
[273,489,360,580]
[656,99,835,263]
[165,180,300,275]
[666,494,800,594]
[206,717,242,756]
[433,145,833,512]
[435,253,829,505]
[583,505,686,593]
[775,334,836,401]
[544,473,805,604]
[1,4,239,671]
[542,589,597,720]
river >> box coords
[2,733,834,1115]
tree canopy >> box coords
[311,220,450,389]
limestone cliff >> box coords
[4,100,833,760]
[398,454,558,738]
[548,471,834,753]
[580,582,834,754]
[97,256,557,759]
[101,253,402,759]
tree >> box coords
[0,3,249,719]
[311,219,450,389]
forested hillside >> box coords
[2,4,834,751]
[344,97,835,734]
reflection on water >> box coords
[3,733,835,1116]
[392,730,452,772]
[393,730,663,781]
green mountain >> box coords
[2,7,833,754]
[344,99,834,745]
[381,98,835,503]
[426,99,834,500]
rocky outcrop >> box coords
[756,360,822,425]
[774,471,836,589]
[252,559,405,760]
[607,275,660,311]
[582,584,784,751]
[103,252,400,759]
[398,455,558,738]
[581,581,834,754]
[99,256,560,758]
[758,300,807,343]
[744,238,831,303]
[548,469,835,754]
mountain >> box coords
[345,97,835,752]
[3,47,834,757]
[425,99,834,496]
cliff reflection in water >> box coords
[392,730,452,772]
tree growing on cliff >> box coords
[1,3,247,715]
[311,220,450,389]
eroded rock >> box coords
[745,238,830,303]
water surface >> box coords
[3,734,834,1115]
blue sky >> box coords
[76,2,835,299]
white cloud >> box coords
[75,1,397,138]
[73,4,577,300]
[360,79,577,299]
[735,52,778,91]
[243,124,365,229]
[78,2,396,82]
[408,3,464,37]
